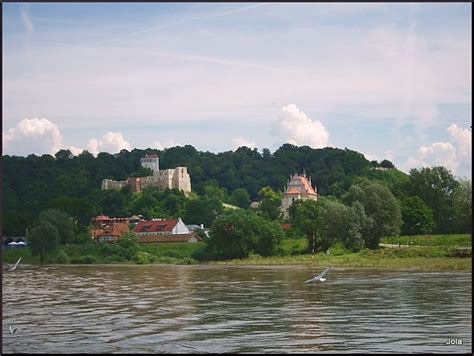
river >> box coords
[2,264,472,353]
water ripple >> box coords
[2,265,471,353]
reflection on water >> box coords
[2,265,472,353]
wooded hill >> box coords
[4,143,465,237]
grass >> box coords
[210,250,472,270]
[381,234,471,247]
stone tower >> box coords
[140,154,159,172]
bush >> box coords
[53,249,70,264]
[71,255,98,264]
[104,254,127,263]
[135,251,152,264]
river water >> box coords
[2,264,472,353]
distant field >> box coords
[381,234,471,247]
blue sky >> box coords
[2,2,472,178]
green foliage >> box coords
[230,188,251,208]
[381,234,471,247]
[53,249,70,264]
[3,145,469,240]
[254,187,282,221]
[380,159,395,169]
[38,209,75,245]
[289,198,365,253]
[135,251,153,264]
[406,166,459,234]
[183,196,223,226]
[71,255,98,264]
[452,179,472,234]
[28,221,59,264]
[400,196,436,235]
[206,209,285,260]
[342,179,402,249]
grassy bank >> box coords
[209,250,472,270]
[3,234,471,270]
[381,234,471,247]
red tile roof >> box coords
[285,175,317,197]
[301,176,317,195]
[281,223,292,231]
[286,187,301,195]
[92,221,130,239]
[134,220,178,233]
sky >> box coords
[2,2,472,179]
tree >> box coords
[254,187,282,221]
[342,179,402,249]
[320,199,366,252]
[28,221,59,264]
[230,188,251,209]
[288,199,329,253]
[289,198,366,253]
[406,167,459,233]
[400,196,435,235]
[183,196,223,227]
[452,179,472,234]
[38,209,76,245]
[380,159,395,169]
[207,210,284,259]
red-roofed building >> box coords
[137,233,201,244]
[133,218,193,243]
[92,221,130,243]
[281,172,319,219]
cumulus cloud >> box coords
[403,142,458,173]
[3,118,62,156]
[401,124,471,176]
[273,104,329,148]
[150,140,181,150]
[86,132,131,155]
[232,136,257,150]
[447,123,471,156]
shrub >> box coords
[135,251,152,264]
[53,249,70,264]
[71,255,98,264]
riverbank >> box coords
[207,251,471,270]
[3,234,471,270]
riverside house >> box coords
[133,218,201,244]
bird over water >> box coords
[304,267,330,284]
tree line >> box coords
[3,144,471,245]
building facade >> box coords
[281,172,319,219]
[101,154,191,194]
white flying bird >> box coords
[6,257,22,272]
[304,267,330,284]
[9,325,18,334]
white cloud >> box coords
[401,124,471,176]
[273,104,329,149]
[402,142,458,173]
[86,132,131,155]
[3,118,62,156]
[447,123,471,156]
[232,136,257,150]
[150,140,181,150]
